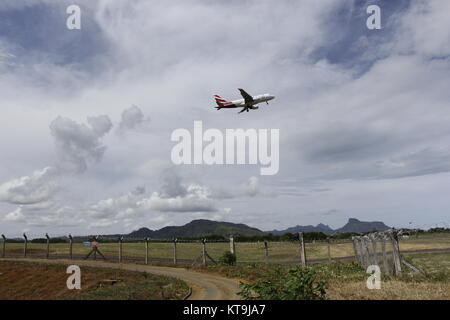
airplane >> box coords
[214,88,275,114]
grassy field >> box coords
[0,260,188,300]
[192,251,450,300]
[4,234,450,263]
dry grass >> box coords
[0,260,188,300]
[326,279,450,300]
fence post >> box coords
[369,234,378,266]
[23,233,28,258]
[363,236,372,267]
[229,235,236,255]
[327,237,332,263]
[380,236,389,274]
[202,239,207,266]
[145,238,149,265]
[351,237,359,265]
[389,231,402,275]
[173,238,178,265]
[298,232,306,266]
[1,234,6,258]
[45,233,50,259]
[118,236,123,263]
[69,234,73,260]
[358,237,366,267]
[264,241,269,265]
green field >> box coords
[3,234,450,264]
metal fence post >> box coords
[69,234,73,260]
[202,239,207,266]
[23,233,28,258]
[145,238,149,265]
[327,237,332,263]
[264,241,269,265]
[45,233,50,259]
[1,234,6,258]
[118,236,123,263]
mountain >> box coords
[268,223,334,235]
[334,218,390,233]
[126,219,265,239]
[267,218,390,235]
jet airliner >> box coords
[214,88,275,113]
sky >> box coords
[1,0,450,238]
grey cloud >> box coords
[117,105,150,134]
[376,148,450,179]
[159,169,187,198]
[50,115,112,173]
[0,167,59,205]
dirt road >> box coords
[1,258,241,300]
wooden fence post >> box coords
[264,241,269,265]
[118,236,123,263]
[363,236,372,267]
[69,234,73,260]
[229,235,236,255]
[351,237,359,265]
[327,237,332,263]
[380,237,389,274]
[45,233,50,259]
[356,237,365,266]
[145,238,149,265]
[1,234,6,258]
[202,239,207,266]
[23,233,28,258]
[369,234,378,266]
[298,232,307,266]
[389,231,402,275]
[173,238,178,265]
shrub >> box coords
[238,266,326,300]
[219,251,237,266]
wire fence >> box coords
[1,231,450,274]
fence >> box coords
[1,231,449,275]
[351,230,428,276]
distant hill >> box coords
[126,219,265,239]
[267,218,390,235]
[268,223,334,235]
[334,218,390,233]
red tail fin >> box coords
[214,95,232,108]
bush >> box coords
[238,266,326,300]
[219,251,237,266]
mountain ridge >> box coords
[119,218,391,239]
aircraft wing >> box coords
[238,88,254,104]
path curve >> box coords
[1,258,241,300]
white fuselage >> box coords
[231,93,275,107]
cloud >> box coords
[0,167,59,205]
[50,115,112,173]
[4,201,83,227]
[117,105,150,134]
[211,176,273,199]
[139,184,216,213]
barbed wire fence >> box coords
[0,230,448,274]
